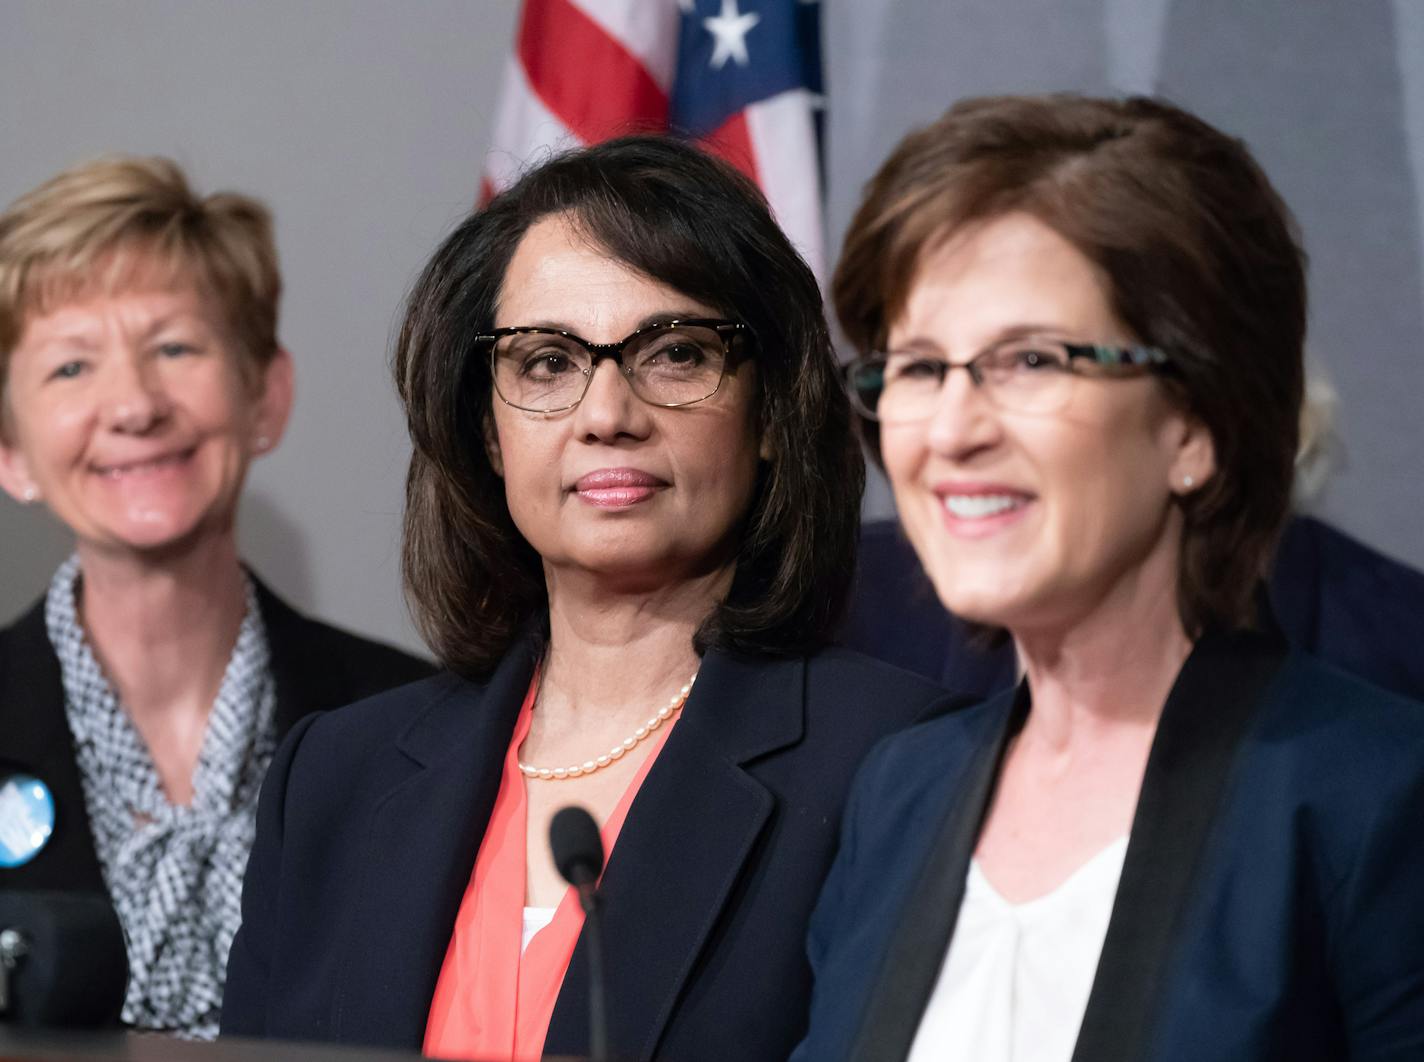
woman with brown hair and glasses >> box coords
[220,136,954,1061]
[794,95,1424,1061]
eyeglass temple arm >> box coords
[1065,343,1169,367]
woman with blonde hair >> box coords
[0,156,430,1037]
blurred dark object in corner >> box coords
[0,892,126,1029]
[843,515,1424,703]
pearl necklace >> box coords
[519,674,697,781]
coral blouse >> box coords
[423,676,676,1061]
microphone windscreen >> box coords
[0,891,127,1028]
[550,806,604,887]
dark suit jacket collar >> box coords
[250,575,343,735]
[0,597,107,893]
[331,630,541,1045]
[546,648,806,1059]
[0,578,394,895]
[4,575,357,747]
[852,625,1289,1062]
[0,597,68,772]
[333,640,807,1057]
[1072,624,1286,1062]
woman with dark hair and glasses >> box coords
[220,136,953,1061]
[794,95,1424,1061]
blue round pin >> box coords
[0,773,56,868]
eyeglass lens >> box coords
[492,325,729,411]
[854,340,1080,421]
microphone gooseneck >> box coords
[549,806,609,1062]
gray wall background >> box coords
[0,1,520,652]
[3,1,1421,653]
[831,0,1424,572]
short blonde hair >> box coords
[0,155,281,397]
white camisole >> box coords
[907,836,1129,1062]
[521,906,557,953]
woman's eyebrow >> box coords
[28,330,100,354]
[991,323,1076,342]
[888,322,1074,353]
[495,310,715,335]
[634,309,714,329]
[137,312,215,342]
[517,319,577,332]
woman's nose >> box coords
[100,357,172,434]
[923,367,1000,458]
[572,359,650,442]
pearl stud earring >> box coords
[22,485,38,503]
[1182,475,1195,489]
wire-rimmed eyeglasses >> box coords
[481,319,749,413]
[844,337,1172,422]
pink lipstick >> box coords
[573,468,667,508]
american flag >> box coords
[482,0,826,279]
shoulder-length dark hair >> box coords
[834,94,1306,636]
[395,136,861,678]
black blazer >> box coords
[793,630,1424,1061]
[0,577,434,898]
[220,636,958,1060]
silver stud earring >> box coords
[1182,475,1195,489]
[22,485,38,503]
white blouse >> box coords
[907,837,1129,1062]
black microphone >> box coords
[0,891,127,1028]
[550,806,609,1062]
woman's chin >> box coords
[929,576,1038,632]
[548,545,732,595]
[80,510,227,559]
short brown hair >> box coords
[0,155,281,401]
[396,136,862,677]
[834,95,1306,634]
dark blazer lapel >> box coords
[1,600,70,772]
[850,685,1026,1062]
[1071,627,1289,1062]
[251,578,331,736]
[544,649,806,1061]
[0,600,106,893]
[330,634,541,1047]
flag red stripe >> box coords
[518,0,669,144]
[699,111,762,187]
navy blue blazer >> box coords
[842,515,1424,703]
[794,629,1424,1061]
[220,635,958,1060]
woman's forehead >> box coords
[497,216,717,333]
[890,213,1118,347]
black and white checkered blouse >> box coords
[46,555,277,1040]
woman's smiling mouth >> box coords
[933,484,1034,537]
[91,449,195,479]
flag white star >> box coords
[703,0,760,69]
